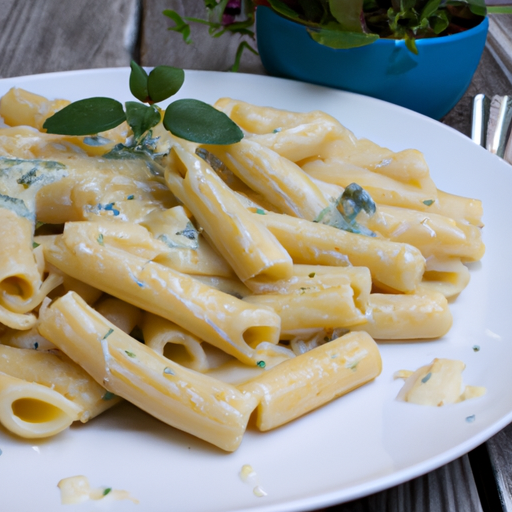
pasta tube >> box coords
[142,312,209,373]
[244,285,367,336]
[0,372,82,439]
[366,205,485,261]
[203,139,329,220]
[238,331,381,431]
[0,87,70,130]
[165,145,293,282]
[0,344,121,423]
[352,291,452,340]
[0,208,62,317]
[257,211,425,292]
[43,222,281,365]
[39,292,259,452]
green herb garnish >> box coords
[423,199,434,206]
[256,360,266,368]
[102,328,114,340]
[315,183,376,237]
[32,242,40,249]
[102,391,116,401]
[125,350,136,358]
[164,367,175,375]
[421,372,432,383]
[308,272,316,278]
[103,488,112,496]
[97,233,104,246]
[472,345,481,352]
[43,61,243,153]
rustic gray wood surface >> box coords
[0,1,510,511]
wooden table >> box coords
[0,1,511,511]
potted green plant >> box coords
[164,0,511,119]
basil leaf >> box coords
[125,102,161,141]
[43,98,126,136]
[147,66,185,103]
[164,99,243,144]
[129,61,149,103]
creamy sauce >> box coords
[57,475,138,505]
[394,358,486,406]
[239,464,268,498]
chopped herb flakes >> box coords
[34,342,39,350]
[164,367,175,376]
[346,360,359,371]
[308,272,316,278]
[466,415,476,423]
[103,202,120,216]
[256,360,266,368]
[103,488,112,496]
[102,328,114,340]
[32,242,40,248]
[423,199,434,206]
[127,194,135,200]
[421,372,432,383]
[195,147,229,173]
[472,345,480,352]
[125,351,136,358]
[176,222,198,241]
[255,208,266,215]
[102,391,116,401]
[97,233,104,246]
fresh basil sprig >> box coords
[43,61,243,146]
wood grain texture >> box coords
[140,0,265,74]
[321,455,483,512]
[486,424,512,510]
[0,0,140,79]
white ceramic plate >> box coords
[0,68,511,512]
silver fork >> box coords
[472,94,512,163]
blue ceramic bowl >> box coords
[256,6,488,119]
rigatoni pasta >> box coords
[0,87,485,451]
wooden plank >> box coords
[318,455,483,511]
[140,0,265,74]
[486,424,512,510]
[0,0,140,79]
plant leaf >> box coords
[230,41,259,72]
[420,0,441,20]
[147,66,185,103]
[329,0,365,32]
[308,27,379,49]
[129,61,149,103]
[267,0,303,21]
[163,99,243,144]
[125,102,161,141]
[163,9,193,44]
[43,98,126,136]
